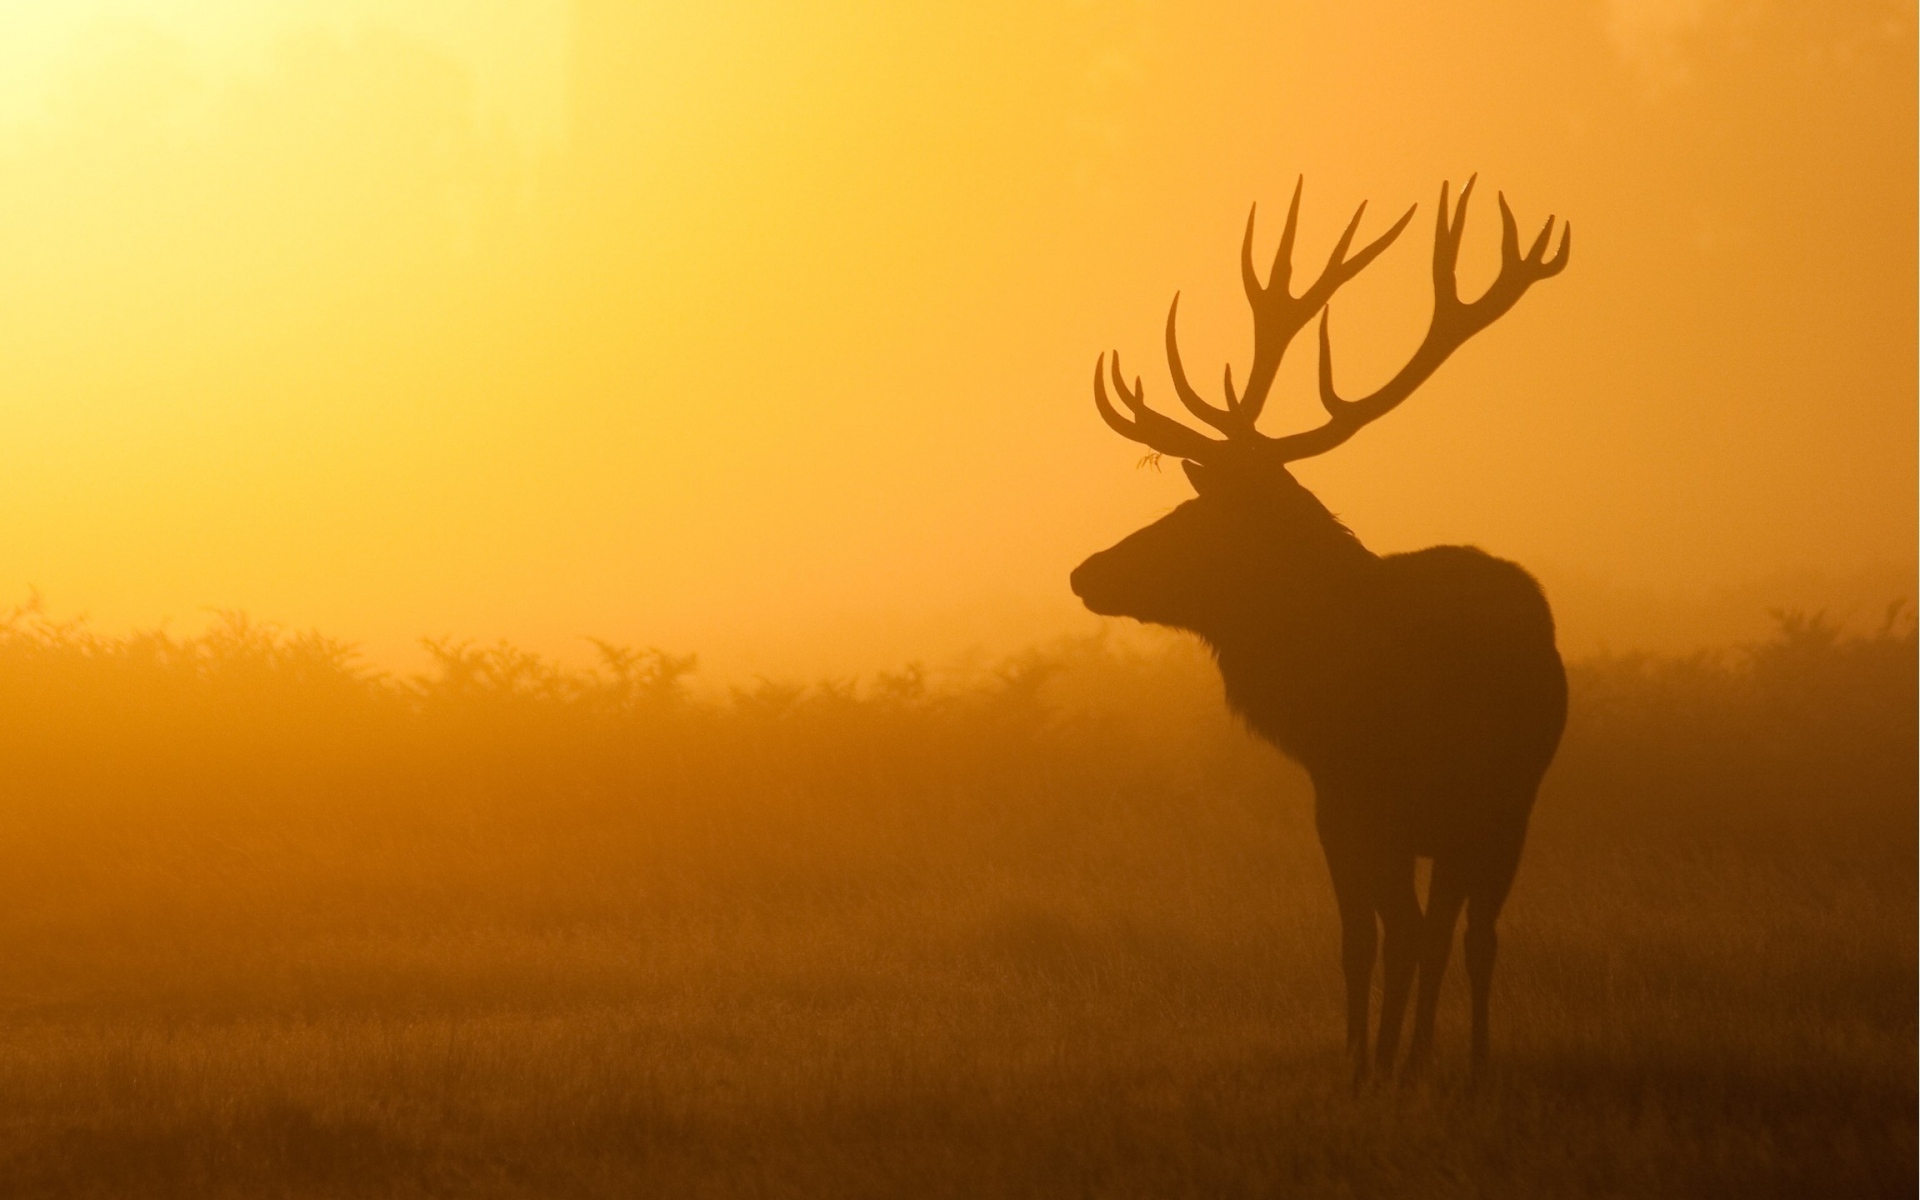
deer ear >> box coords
[1181,459,1215,494]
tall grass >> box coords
[0,597,1911,1197]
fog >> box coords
[0,7,1913,1191]
[0,0,1911,678]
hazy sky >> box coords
[0,0,1912,676]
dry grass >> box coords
[0,604,1911,1197]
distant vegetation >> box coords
[0,598,1911,1197]
[0,594,1909,850]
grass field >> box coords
[0,605,1911,1197]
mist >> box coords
[0,5,1914,1193]
[0,0,1910,677]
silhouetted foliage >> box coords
[1553,605,1917,848]
[0,595,1909,846]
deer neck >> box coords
[1204,527,1381,738]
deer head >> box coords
[1071,178,1568,634]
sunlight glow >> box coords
[0,0,1911,675]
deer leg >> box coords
[1465,838,1525,1076]
[1372,857,1421,1077]
[1324,855,1376,1087]
[1406,859,1468,1073]
[1464,902,1497,1072]
[1340,905,1376,1087]
[1336,898,1382,1082]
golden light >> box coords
[0,1,1910,675]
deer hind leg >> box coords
[1464,900,1497,1071]
[1465,845,1523,1074]
[1406,858,1468,1074]
[1371,855,1421,1077]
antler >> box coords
[1269,176,1570,461]
[1165,177,1416,436]
[1092,351,1220,462]
[1091,178,1569,466]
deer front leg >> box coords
[1372,856,1422,1077]
[1338,903,1376,1087]
[1324,855,1377,1088]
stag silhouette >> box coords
[1071,178,1570,1081]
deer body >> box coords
[1074,178,1570,1078]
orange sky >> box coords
[0,1,1913,677]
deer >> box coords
[1069,177,1569,1082]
